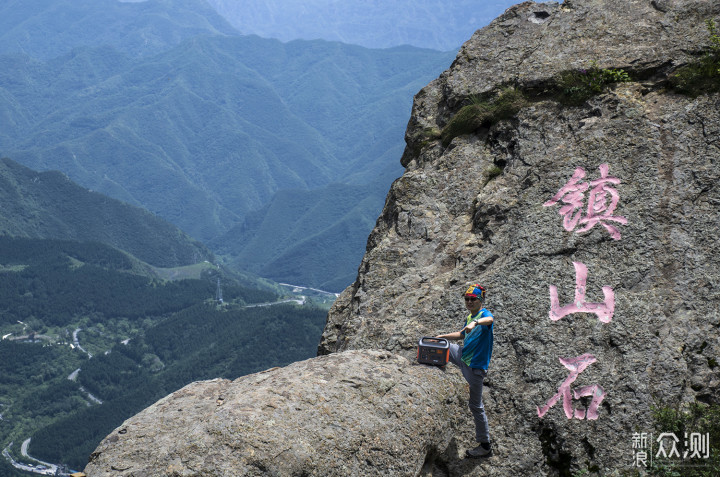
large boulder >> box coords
[84,350,463,476]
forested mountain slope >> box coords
[0,157,209,267]
[1,34,453,242]
[211,182,384,291]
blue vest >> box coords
[460,308,494,370]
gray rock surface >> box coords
[86,0,720,475]
[319,0,720,474]
[84,350,463,476]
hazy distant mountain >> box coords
[211,182,386,291]
[206,0,518,51]
[0,35,453,243]
[0,157,211,267]
[0,0,238,59]
[0,0,456,290]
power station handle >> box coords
[420,337,448,346]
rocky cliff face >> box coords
[85,0,719,475]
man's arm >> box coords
[435,331,464,340]
[436,313,494,340]
[462,315,494,333]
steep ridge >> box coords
[84,1,720,475]
[0,157,210,267]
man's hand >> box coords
[464,317,493,333]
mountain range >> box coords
[0,0,457,290]
[206,0,516,51]
[0,0,238,60]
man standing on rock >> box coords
[435,284,494,458]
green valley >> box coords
[0,0,456,290]
[0,235,326,472]
[0,158,327,473]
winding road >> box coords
[3,439,56,476]
[72,328,91,358]
[67,333,103,405]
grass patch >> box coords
[648,401,720,476]
[555,61,631,105]
[487,165,504,180]
[441,87,527,146]
[409,127,442,156]
[482,164,505,187]
[670,19,720,96]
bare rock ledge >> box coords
[84,350,462,476]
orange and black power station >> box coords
[417,337,450,366]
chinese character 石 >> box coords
[688,432,711,459]
[656,432,681,459]
[537,353,606,420]
[544,163,628,240]
[549,261,615,323]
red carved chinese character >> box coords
[537,353,606,420]
[549,261,615,323]
[544,163,627,240]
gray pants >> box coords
[449,343,490,443]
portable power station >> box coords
[417,337,450,366]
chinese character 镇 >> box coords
[544,163,628,240]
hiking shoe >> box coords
[466,443,493,458]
